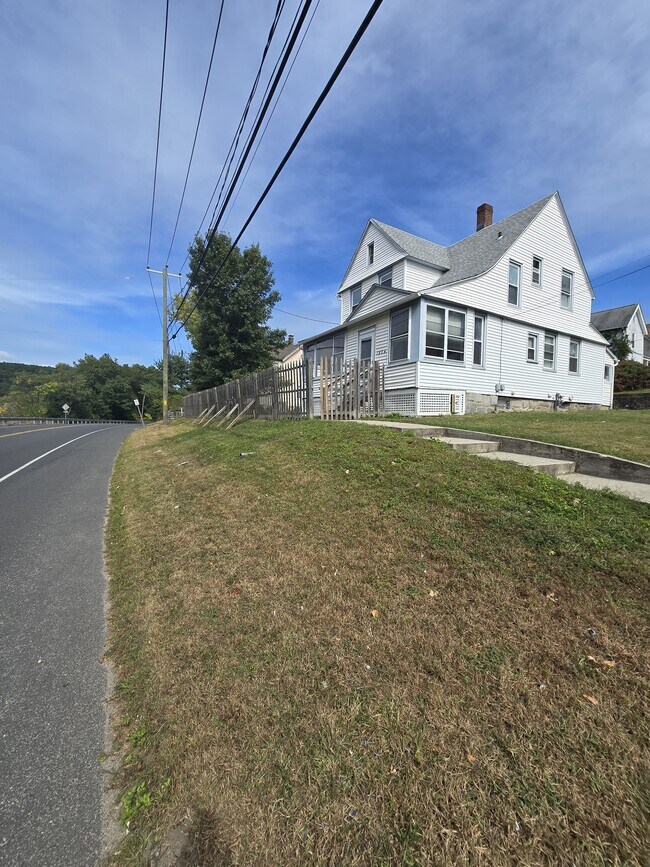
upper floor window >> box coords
[378,268,392,287]
[508,261,521,306]
[569,339,580,374]
[561,269,573,309]
[527,332,538,363]
[543,333,557,370]
[473,315,485,366]
[426,305,465,362]
[351,284,362,312]
[367,242,374,265]
[390,308,409,361]
[532,256,542,286]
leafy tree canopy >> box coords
[0,353,189,420]
[172,231,287,390]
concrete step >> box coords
[477,450,576,477]
[435,436,500,454]
[563,473,650,503]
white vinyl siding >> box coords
[427,195,605,345]
[508,261,521,306]
[340,224,404,290]
[561,269,573,310]
[404,260,445,292]
[347,287,407,322]
[543,333,557,370]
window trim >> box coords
[532,255,543,287]
[424,303,467,364]
[527,332,539,363]
[508,260,522,307]
[389,306,410,363]
[543,332,557,372]
[561,269,573,310]
[367,241,374,266]
[568,338,580,375]
[378,267,393,287]
[472,314,485,367]
[350,284,362,313]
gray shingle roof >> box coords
[591,304,639,333]
[371,194,555,290]
[372,220,449,269]
[435,194,555,287]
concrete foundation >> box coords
[465,392,601,414]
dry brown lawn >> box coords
[105,419,650,866]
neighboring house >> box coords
[591,303,648,364]
[302,192,613,415]
[272,339,303,367]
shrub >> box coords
[614,360,650,392]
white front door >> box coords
[359,328,375,362]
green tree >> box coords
[605,332,633,361]
[175,231,287,390]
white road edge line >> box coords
[0,428,108,485]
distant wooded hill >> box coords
[0,362,53,396]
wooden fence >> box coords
[183,358,384,423]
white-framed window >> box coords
[543,333,557,370]
[532,256,542,286]
[561,269,573,309]
[378,267,392,287]
[527,332,538,363]
[604,365,611,381]
[508,261,521,306]
[569,339,580,374]
[390,307,409,361]
[358,328,374,362]
[367,242,374,265]
[425,305,466,362]
[351,284,362,312]
[473,314,485,366]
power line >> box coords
[590,253,650,284]
[175,0,288,277]
[170,0,316,328]
[170,0,386,338]
[275,307,337,324]
[146,0,170,267]
[222,0,322,230]
[165,0,227,266]
[591,262,650,288]
[147,268,163,327]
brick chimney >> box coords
[476,203,493,231]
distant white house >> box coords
[302,193,614,415]
[591,303,648,365]
[272,339,303,367]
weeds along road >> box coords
[0,423,133,866]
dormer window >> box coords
[367,242,374,265]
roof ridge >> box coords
[446,193,556,251]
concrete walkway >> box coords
[355,420,650,503]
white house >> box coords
[302,193,615,415]
[591,303,648,365]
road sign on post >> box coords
[62,403,70,422]
[133,398,145,428]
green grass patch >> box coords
[106,419,650,865]
[404,409,650,464]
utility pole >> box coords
[162,265,169,423]
[147,265,182,424]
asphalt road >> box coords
[0,423,134,866]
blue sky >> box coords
[1,0,649,367]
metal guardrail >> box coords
[0,417,140,426]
